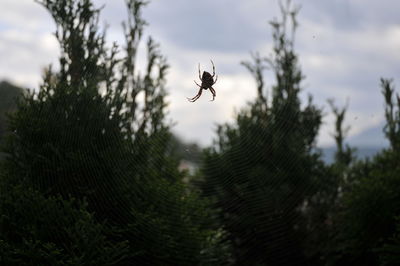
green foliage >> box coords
[127,179,232,264]
[321,79,400,266]
[377,216,400,266]
[0,184,128,266]
[200,3,322,265]
[301,100,355,265]
[326,149,400,266]
[382,78,400,150]
[328,99,354,167]
[0,0,229,264]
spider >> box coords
[187,60,218,102]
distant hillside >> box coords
[0,81,24,113]
[348,123,389,147]
[318,120,390,163]
[0,80,25,149]
[319,120,390,163]
[321,146,384,164]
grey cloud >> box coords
[100,0,277,52]
[1,0,399,147]
[299,0,400,30]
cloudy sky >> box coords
[1,0,399,148]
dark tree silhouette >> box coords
[0,0,230,264]
[200,3,323,265]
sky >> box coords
[1,0,399,148]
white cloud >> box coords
[0,0,398,148]
[0,29,59,88]
[1,0,53,32]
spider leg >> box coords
[209,87,216,101]
[210,59,216,77]
[213,74,218,85]
[187,88,203,102]
[194,80,202,87]
[198,63,202,80]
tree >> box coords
[324,79,400,266]
[328,99,354,167]
[200,2,323,265]
[0,185,128,266]
[378,216,400,266]
[0,0,230,264]
[301,99,355,265]
[382,79,400,150]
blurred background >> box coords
[1,0,399,151]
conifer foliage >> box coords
[0,0,229,264]
[200,3,322,265]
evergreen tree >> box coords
[302,100,354,265]
[328,99,354,168]
[378,215,400,266]
[0,0,230,264]
[324,79,400,266]
[200,3,322,265]
[0,185,128,266]
[382,78,400,150]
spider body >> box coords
[187,60,218,102]
[200,71,214,89]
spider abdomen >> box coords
[201,71,214,88]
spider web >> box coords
[1,0,396,266]
[0,1,322,265]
